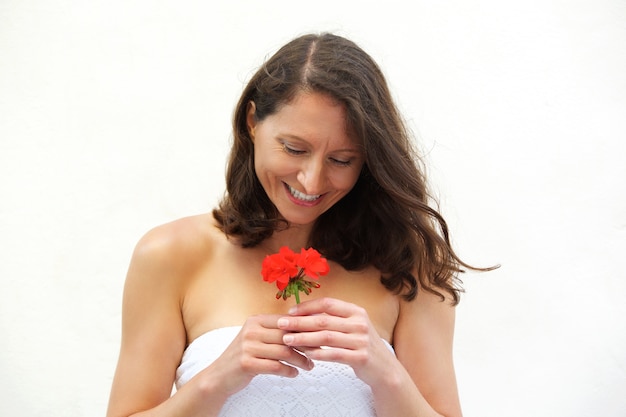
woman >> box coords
[107,32,481,417]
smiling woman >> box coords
[106,32,488,417]
[247,92,364,225]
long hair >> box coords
[213,33,489,304]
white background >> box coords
[1,1,625,416]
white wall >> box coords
[1,1,624,416]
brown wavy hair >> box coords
[213,33,490,304]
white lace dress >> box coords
[175,326,395,417]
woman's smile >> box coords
[284,182,324,206]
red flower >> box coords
[297,247,330,279]
[261,246,299,291]
[261,246,330,303]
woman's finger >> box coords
[287,297,359,318]
[235,315,314,374]
[282,329,368,350]
[277,314,368,337]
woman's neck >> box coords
[261,223,313,253]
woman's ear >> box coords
[246,101,257,140]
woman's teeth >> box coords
[288,185,321,202]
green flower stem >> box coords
[293,270,304,304]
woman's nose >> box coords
[297,158,326,195]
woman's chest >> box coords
[181,249,400,344]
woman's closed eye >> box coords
[330,157,352,167]
[282,143,306,155]
[282,141,354,167]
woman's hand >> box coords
[275,297,398,387]
[201,314,315,396]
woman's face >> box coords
[247,91,364,226]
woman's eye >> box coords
[330,158,352,167]
[282,144,305,155]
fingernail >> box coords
[277,318,289,328]
[283,334,294,344]
[288,306,297,315]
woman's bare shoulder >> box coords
[137,213,218,253]
[129,213,222,281]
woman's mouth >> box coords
[285,183,322,203]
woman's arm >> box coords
[378,288,462,417]
[106,222,314,417]
[106,225,225,417]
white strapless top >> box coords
[175,326,394,417]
